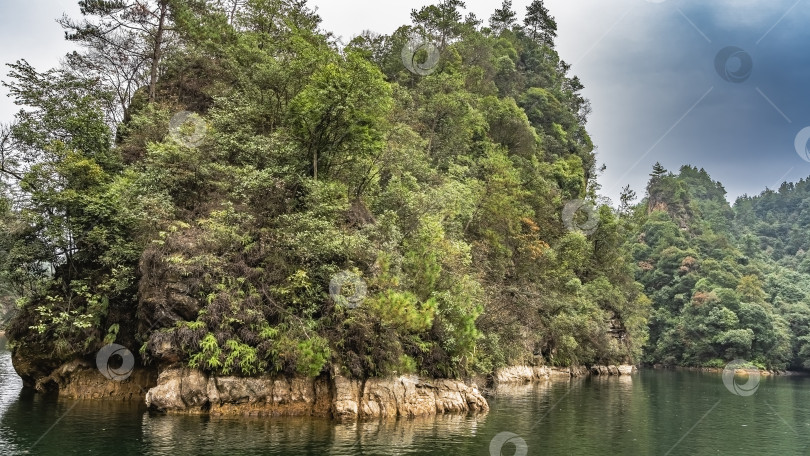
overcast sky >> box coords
[2,0,809,204]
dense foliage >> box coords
[627,164,810,370]
[0,0,652,380]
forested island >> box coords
[0,0,809,417]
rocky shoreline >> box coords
[10,352,640,420]
[650,364,802,376]
[487,364,636,387]
[143,365,489,419]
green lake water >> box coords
[2,337,810,455]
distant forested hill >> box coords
[628,163,810,369]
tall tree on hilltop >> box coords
[59,0,174,117]
[234,0,321,38]
[646,162,669,204]
[411,0,466,47]
[524,0,556,47]
[489,0,517,35]
[650,162,667,178]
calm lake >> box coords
[2,337,810,455]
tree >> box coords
[650,162,667,178]
[286,52,392,181]
[233,0,321,37]
[2,61,118,173]
[211,0,246,24]
[1,59,155,362]
[524,0,557,47]
[59,0,174,112]
[410,0,467,47]
[489,0,517,35]
[737,275,766,303]
[619,185,637,216]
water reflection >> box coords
[139,410,488,455]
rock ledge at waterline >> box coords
[143,365,489,419]
[17,356,640,420]
[491,364,635,384]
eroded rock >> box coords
[590,364,637,375]
[144,367,488,419]
[34,358,156,400]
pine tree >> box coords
[619,185,637,216]
[489,0,517,34]
[524,0,557,46]
[411,0,466,47]
[59,0,173,112]
[650,162,667,178]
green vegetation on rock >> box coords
[0,0,648,381]
[9,0,810,383]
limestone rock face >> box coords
[493,365,589,384]
[618,365,636,375]
[331,374,361,419]
[206,374,331,416]
[590,364,637,375]
[145,365,208,412]
[144,366,488,419]
[11,345,63,389]
[33,358,156,400]
[345,375,488,418]
[431,379,488,415]
[494,366,540,383]
[20,357,640,420]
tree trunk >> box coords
[149,1,168,102]
[313,149,318,180]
